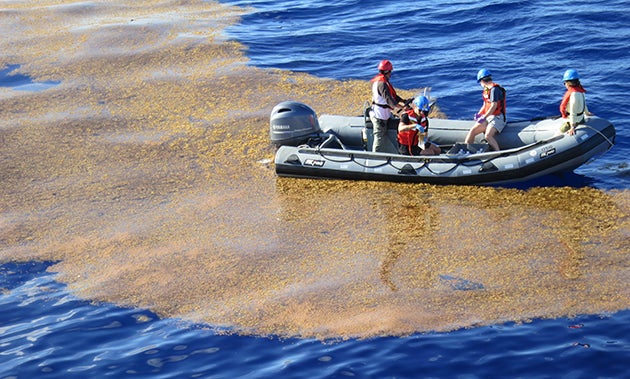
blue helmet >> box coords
[563,69,579,81]
[477,68,492,82]
[413,96,430,112]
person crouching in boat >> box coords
[559,69,592,136]
[397,96,441,156]
[464,69,506,151]
[370,59,408,154]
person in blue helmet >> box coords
[464,69,506,151]
[559,69,592,136]
[397,96,441,155]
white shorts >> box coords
[487,115,506,133]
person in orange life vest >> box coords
[369,59,408,154]
[559,69,592,136]
[397,96,441,156]
[464,69,506,151]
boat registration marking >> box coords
[540,147,556,158]
[304,159,325,167]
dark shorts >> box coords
[398,144,421,156]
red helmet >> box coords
[377,59,393,72]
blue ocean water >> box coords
[2,1,629,378]
[0,64,60,91]
[2,262,629,378]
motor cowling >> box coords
[270,101,321,146]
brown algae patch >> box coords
[0,1,628,340]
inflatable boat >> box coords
[269,101,616,186]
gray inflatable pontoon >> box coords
[269,101,616,185]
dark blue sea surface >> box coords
[2,1,629,378]
[0,64,60,91]
[1,262,629,378]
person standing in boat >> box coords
[559,69,592,136]
[397,96,441,156]
[370,59,407,153]
[464,69,506,151]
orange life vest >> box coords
[481,83,506,121]
[370,73,398,108]
[397,109,429,154]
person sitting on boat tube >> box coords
[559,69,592,136]
[464,69,506,151]
[397,96,441,156]
[369,59,408,154]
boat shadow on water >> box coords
[491,171,595,190]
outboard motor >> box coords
[270,101,321,147]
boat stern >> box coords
[270,101,322,147]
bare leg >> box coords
[484,126,500,151]
[465,121,487,144]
